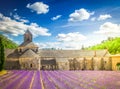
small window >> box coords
[30,64,32,68]
[27,38,29,41]
[20,49,22,52]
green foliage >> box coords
[87,37,120,54]
[0,38,5,71]
[0,34,18,49]
[0,34,18,71]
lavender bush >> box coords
[0,70,120,89]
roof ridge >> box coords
[20,49,38,58]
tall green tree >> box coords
[0,37,5,71]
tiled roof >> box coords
[38,49,110,58]
[19,42,38,47]
[6,49,110,58]
[7,49,19,58]
[20,49,39,58]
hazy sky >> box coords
[0,0,120,49]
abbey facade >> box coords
[5,30,120,71]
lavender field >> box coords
[0,70,120,89]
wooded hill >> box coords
[0,34,18,49]
[87,37,120,54]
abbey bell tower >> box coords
[18,29,38,54]
[24,30,32,43]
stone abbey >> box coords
[5,30,120,71]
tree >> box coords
[91,57,94,70]
[0,37,5,71]
[100,58,104,70]
[81,45,85,50]
[82,57,86,70]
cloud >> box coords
[60,42,83,49]
[57,32,86,42]
[98,14,112,21]
[51,15,62,21]
[2,34,13,41]
[10,12,13,16]
[13,14,29,23]
[68,8,94,22]
[2,34,20,44]
[36,41,84,49]
[35,32,86,49]
[35,42,61,49]
[26,2,49,14]
[94,22,120,37]
[13,9,17,11]
[35,22,120,49]
[35,34,109,50]
[28,23,51,37]
[0,13,51,37]
[91,17,96,21]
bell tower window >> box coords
[20,49,22,52]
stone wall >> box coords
[19,58,40,70]
[110,56,120,71]
[5,58,20,70]
[64,57,111,71]
[5,49,117,71]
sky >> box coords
[0,0,120,49]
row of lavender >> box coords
[0,70,120,89]
[0,70,42,89]
[42,71,120,89]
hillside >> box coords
[87,37,120,54]
[0,34,18,49]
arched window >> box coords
[36,48,38,52]
[19,48,22,52]
[116,63,120,70]
[30,64,32,68]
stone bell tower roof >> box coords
[24,30,32,43]
[19,30,38,48]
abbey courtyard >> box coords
[4,30,120,71]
